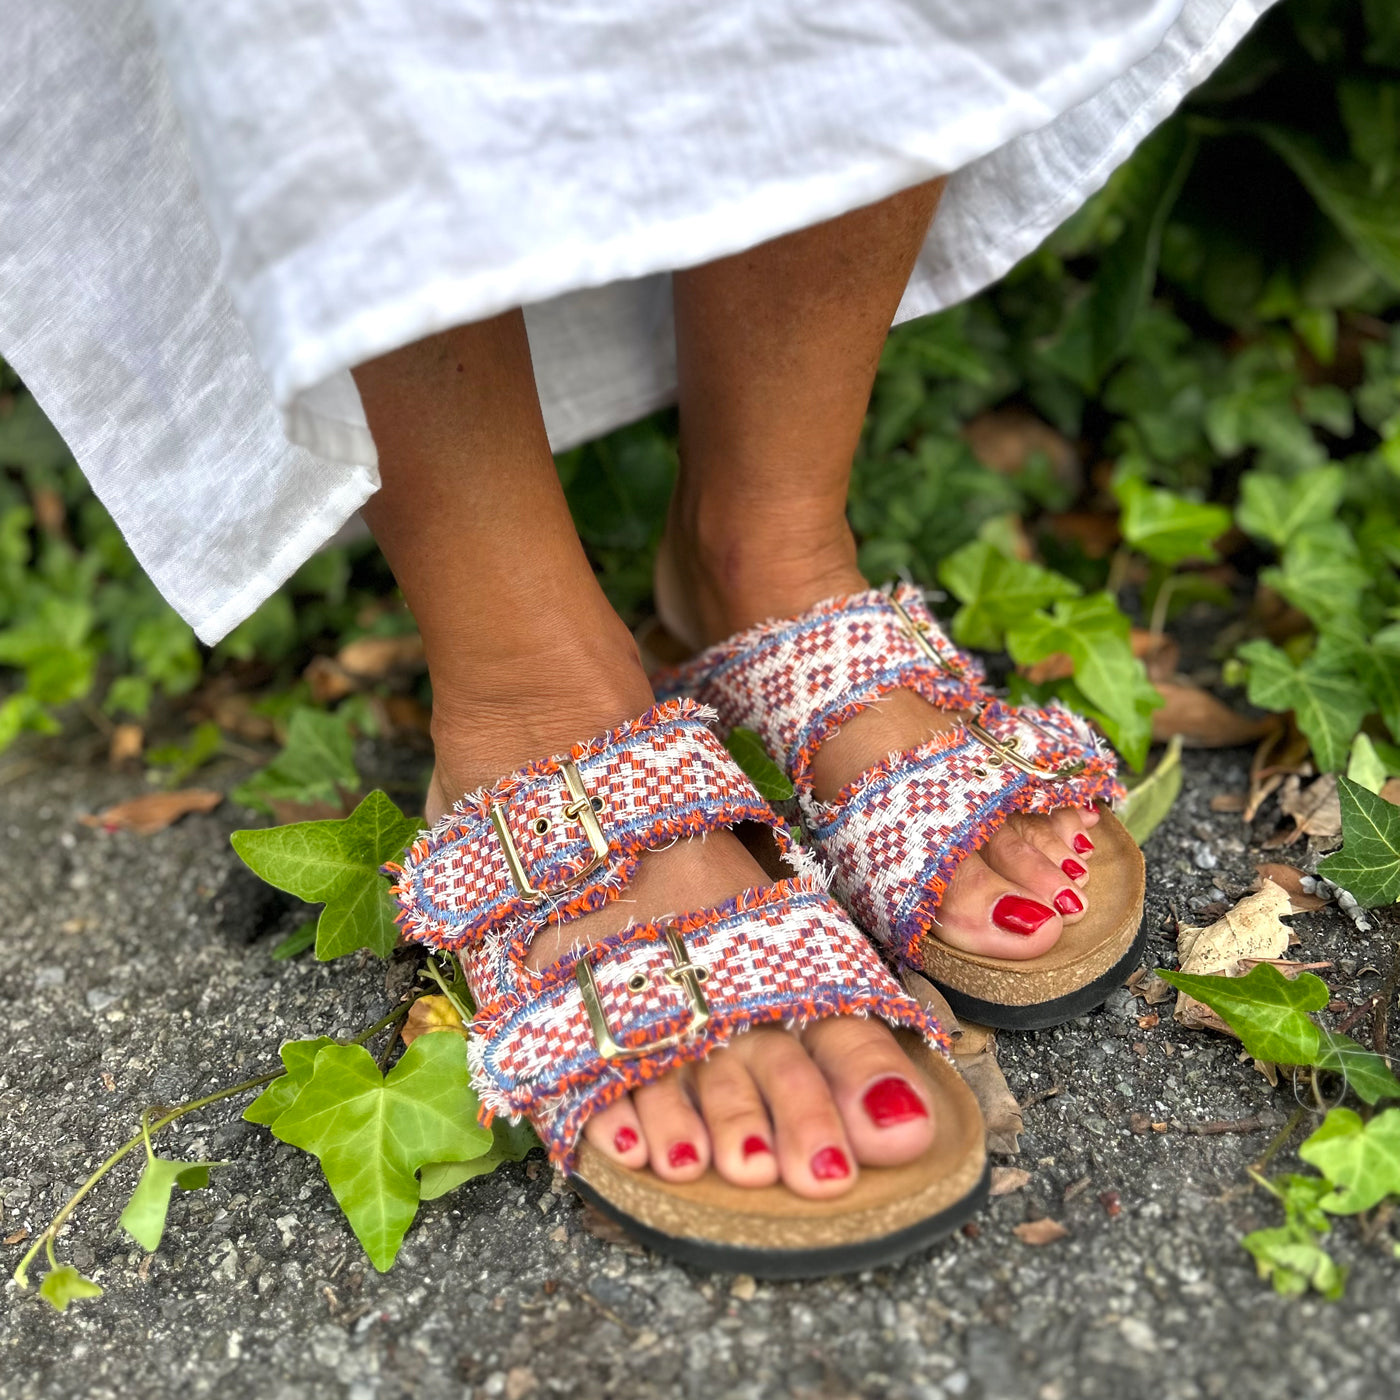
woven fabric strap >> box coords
[652,584,987,787]
[387,698,778,951]
[654,589,1123,966]
[464,880,945,1164]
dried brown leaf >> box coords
[1149,682,1278,749]
[1277,773,1341,841]
[399,994,467,1047]
[336,633,425,680]
[1210,792,1248,813]
[1126,967,1173,1005]
[79,789,222,835]
[1245,719,1313,823]
[1176,881,1293,972]
[957,1046,1022,1154]
[962,409,1078,484]
[990,1167,1032,1198]
[1252,863,1328,913]
[304,655,357,704]
[1043,510,1121,559]
[108,723,144,764]
[1013,1218,1069,1246]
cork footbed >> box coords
[919,806,1146,1023]
[570,1034,987,1277]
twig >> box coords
[1252,1105,1308,1175]
[1334,995,1382,1037]
[1176,1112,1280,1136]
[1373,920,1400,1059]
[1017,1082,1063,1111]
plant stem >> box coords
[1252,1104,1309,1176]
[12,997,417,1290]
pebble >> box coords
[1192,846,1219,871]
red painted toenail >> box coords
[1054,889,1084,916]
[1073,833,1094,854]
[742,1135,772,1158]
[810,1146,850,1180]
[863,1076,929,1127]
[668,1141,699,1168]
[613,1127,638,1154]
[1061,857,1087,879]
[992,894,1055,935]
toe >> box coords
[735,1025,857,1198]
[801,1016,935,1168]
[1049,806,1097,857]
[584,1095,649,1169]
[933,849,1063,960]
[693,1048,780,1187]
[981,816,1088,923]
[633,1069,710,1182]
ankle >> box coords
[657,492,866,649]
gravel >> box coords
[1,743,1397,1400]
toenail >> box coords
[863,1076,929,1127]
[1054,889,1084,916]
[668,1141,699,1169]
[742,1135,772,1159]
[810,1146,850,1180]
[1073,833,1094,854]
[613,1126,638,1154]
[992,894,1055,935]
[1061,857,1086,879]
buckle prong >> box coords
[488,759,610,904]
[576,927,711,1061]
[887,594,965,678]
[966,714,1088,782]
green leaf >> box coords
[231,707,360,815]
[1235,466,1346,550]
[230,790,420,960]
[1086,122,1197,382]
[1116,735,1183,846]
[1260,522,1369,628]
[1238,639,1370,773]
[1155,964,1326,1066]
[1347,734,1388,795]
[1317,775,1400,907]
[37,1264,103,1312]
[270,918,318,961]
[937,541,1080,650]
[1259,126,1400,288]
[1299,1107,1400,1215]
[119,1157,222,1252]
[418,1117,540,1201]
[270,1034,492,1270]
[1242,1226,1347,1300]
[1114,476,1230,567]
[724,727,794,802]
[1005,593,1161,769]
[146,720,223,786]
[243,1036,337,1126]
[1318,627,1400,745]
[1315,1030,1400,1106]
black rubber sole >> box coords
[932,917,1149,1032]
[571,1160,991,1280]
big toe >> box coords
[934,849,1063,960]
[802,1016,935,1168]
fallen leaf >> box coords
[1150,681,1278,748]
[1137,1012,1160,1029]
[579,1204,636,1248]
[336,634,425,679]
[400,994,468,1047]
[1381,778,1400,808]
[1210,792,1248,812]
[1013,1218,1069,1246]
[304,655,357,704]
[962,408,1078,484]
[80,789,222,835]
[990,1166,1031,1198]
[382,695,433,737]
[1043,510,1121,559]
[956,1044,1022,1154]
[3,1228,28,1244]
[1246,719,1313,823]
[1127,967,1173,1006]
[1277,773,1341,842]
[108,723,144,764]
[1253,863,1329,913]
[729,1274,757,1301]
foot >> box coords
[425,653,937,1199]
[653,530,1101,962]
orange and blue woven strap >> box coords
[386,698,948,1166]
[654,587,1123,966]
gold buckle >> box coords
[966,714,1088,782]
[575,927,711,1061]
[488,759,609,904]
[887,593,966,678]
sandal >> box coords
[386,698,988,1277]
[653,586,1147,1031]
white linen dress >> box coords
[0,0,1277,642]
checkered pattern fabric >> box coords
[387,697,947,1166]
[654,586,1124,966]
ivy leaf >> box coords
[724,728,794,802]
[1316,775,1400,907]
[1236,466,1347,550]
[1318,627,1400,745]
[1155,964,1327,1065]
[1005,593,1161,769]
[270,918,318,961]
[419,1117,541,1201]
[1315,1030,1400,1106]
[230,790,421,960]
[1242,1226,1347,1299]
[243,1036,337,1126]
[1237,639,1369,773]
[1260,522,1370,627]
[1347,734,1389,795]
[1299,1107,1400,1215]
[37,1265,104,1312]
[119,1157,223,1252]
[231,707,361,815]
[937,540,1080,650]
[270,1034,492,1270]
[1113,475,1230,567]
